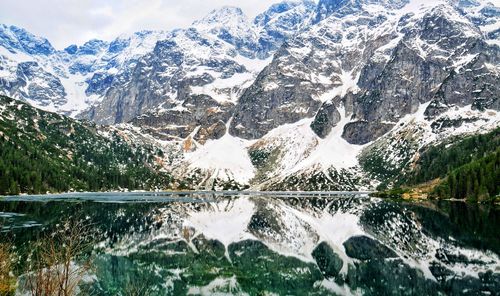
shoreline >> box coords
[0,190,374,199]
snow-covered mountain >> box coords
[0,1,314,120]
[0,0,498,190]
[0,24,171,116]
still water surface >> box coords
[1,192,499,295]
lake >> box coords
[1,192,499,295]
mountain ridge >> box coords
[0,0,498,192]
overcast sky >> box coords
[0,0,279,49]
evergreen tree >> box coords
[433,149,499,202]
[0,95,173,195]
[9,181,19,195]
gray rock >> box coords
[194,120,227,144]
[229,52,324,139]
[343,235,398,260]
[131,95,233,141]
[0,61,67,110]
[426,46,499,117]
[342,121,394,145]
[310,101,341,138]
[341,4,496,142]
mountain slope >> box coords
[87,0,500,190]
[81,2,316,126]
[0,95,172,195]
[219,0,499,189]
[0,1,315,124]
[432,149,499,202]
[0,0,498,192]
[0,25,171,117]
[371,128,499,201]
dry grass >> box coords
[401,178,442,200]
[122,275,156,296]
[0,241,15,295]
[22,218,94,296]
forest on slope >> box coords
[431,149,499,202]
[0,95,172,195]
[0,93,498,199]
[378,128,499,202]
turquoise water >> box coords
[1,192,499,295]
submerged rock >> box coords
[346,258,441,295]
[343,235,398,260]
[312,241,343,278]
[228,239,323,295]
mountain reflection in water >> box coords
[1,192,499,295]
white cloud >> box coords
[0,0,279,49]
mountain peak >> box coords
[254,0,316,27]
[78,39,108,55]
[64,44,78,54]
[312,0,411,23]
[0,24,55,55]
[191,6,257,50]
[194,6,246,27]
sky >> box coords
[0,0,279,49]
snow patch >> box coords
[184,197,255,248]
[294,106,365,172]
[184,123,256,184]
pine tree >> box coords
[448,173,456,199]
[9,181,19,195]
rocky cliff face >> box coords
[229,0,499,145]
[81,2,315,127]
[0,25,171,116]
[0,0,498,190]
